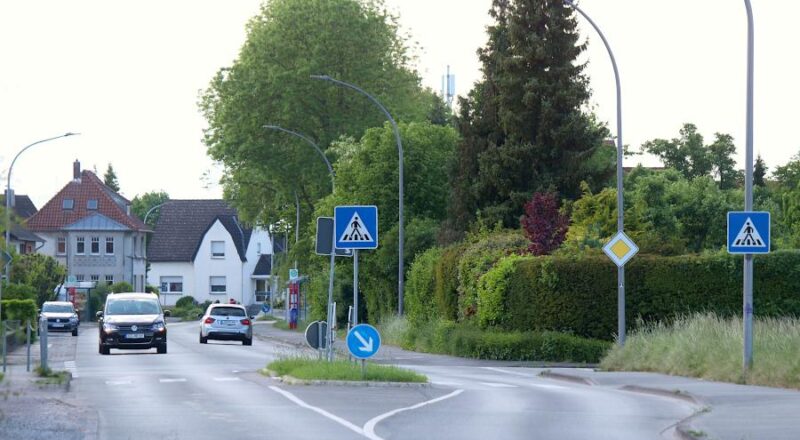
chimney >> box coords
[73,160,81,181]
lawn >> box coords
[265,357,427,383]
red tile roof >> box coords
[26,170,149,232]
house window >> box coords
[90,275,99,282]
[76,274,84,282]
[76,237,85,254]
[210,276,226,294]
[105,275,114,285]
[62,199,74,210]
[91,237,100,254]
[160,276,183,293]
[87,199,98,210]
[57,237,66,255]
[211,241,225,258]
[105,237,114,254]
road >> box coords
[60,320,697,440]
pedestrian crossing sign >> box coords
[727,211,770,254]
[335,205,378,249]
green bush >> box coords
[456,231,527,320]
[483,250,800,340]
[1,299,38,324]
[405,247,443,326]
[433,245,463,320]
[1,283,37,302]
[110,282,133,293]
[175,296,197,309]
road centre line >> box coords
[480,382,518,388]
[213,377,240,382]
[268,386,365,436]
[362,389,464,440]
[159,378,187,383]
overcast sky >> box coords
[1,1,796,208]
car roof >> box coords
[208,304,246,310]
[43,301,74,306]
[106,292,159,300]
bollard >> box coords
[26,320,31,372]
[39,316,48,372]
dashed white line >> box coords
[105,380,132,386]
[213,377,240,382]
[159,378,187,383]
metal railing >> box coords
[1,319,37,372]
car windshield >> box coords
[42,304,74,313]
[210,307,245,317]
[106,299,160,315]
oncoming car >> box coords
[97,293,170,355]
[41,301,80,336]
[199,304,253,345]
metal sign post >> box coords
[353,250,359,325]
[743,0,755,374]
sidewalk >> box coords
[540,369,800,440]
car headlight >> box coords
[103,323,119,333]
[70,315,79,322]
[152,321,165,332]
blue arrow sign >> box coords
[346,324,381,359]
[335,206,378,249]
[727,211,770,254]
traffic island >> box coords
[262,358,428,387]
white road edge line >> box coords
[268,386,365,436]
[362,389,464,440]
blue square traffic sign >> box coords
[727,211,770,254]
[334,205,378,249]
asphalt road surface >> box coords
[60,321,698,440]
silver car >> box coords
[199,304,253,345]
[41,301,80,336]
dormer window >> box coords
[63,199,74,210]
[211,241,225,258]
[87,199,98,210]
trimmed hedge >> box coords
[400,319,609,363]
[479,250,800,340]
[405,247,443,326]
[1,299,38,324]
[175,296,197,309]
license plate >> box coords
[51,323,64,328]
[125,333,144,339]
[223,321,236,326]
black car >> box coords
[97,293,170,355]
[41,301,80,336]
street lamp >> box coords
[142,201,171,305]
[311,74,407,315]
[263,125,335,193]
[5,132,80,266]
[3,132,79,323]
[564,1,626,345]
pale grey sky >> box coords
[0,1,796,208]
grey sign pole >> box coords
[353,250,359,325]
[743,0,755,372]
[326,230,336,362]
[567,1,626,345]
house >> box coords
[25,160,150,290]
[1,190,45,254]
[146,200,274,306]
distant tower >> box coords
[441,65,455,107]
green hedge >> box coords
[405,247,443,326]
[1,283,37,302]
[434,245,463,320]
[400,319,608,363]
[1,299,38,324]
[479,251,800,340]
[175,296,197,309]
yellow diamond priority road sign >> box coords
[603,231,639,267]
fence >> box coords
[1,319,37,373]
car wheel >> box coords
[243,337,252,346]
[72,328,79,337]
[157,343,167,354]
[199,333,208,344]
[99,344,110,355]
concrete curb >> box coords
[33,370,72,392]
[261,369,430,388]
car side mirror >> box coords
[95,311,103,319]
[250,316,256,320]
[163,310,171,317]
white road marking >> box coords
[482,367,568,389]
[268,386,365,436]
[431,381,463,387]
[213,377,240,382]
[64,361,79,378]
[363,389,464,440]
[159,378,187,383]
[483,367,532,377]
[480,382,518,388]
[105,380,132,386]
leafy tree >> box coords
[773,152,800,190]
[640,123,738,188]
[131,191,170,228]
[754,154,768,187]
[520,192,568,255]
[447,0,611,233]
[9,253,66,306]
[200,0,436,227]
[103,164,120,192]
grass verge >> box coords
[265,357,427,383]
[381,316,610,363]
[601,313,800,389]
[34,366,70,385]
